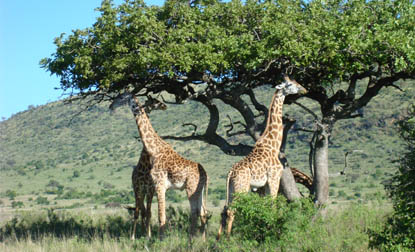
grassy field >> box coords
[0,80,414,250]
[0,200,389,251]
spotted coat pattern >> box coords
[127,95,209,241]
[217,76,307,239]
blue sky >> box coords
[0,0,164,120]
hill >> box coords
[0,81,414,218]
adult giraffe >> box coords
[217,76,307,239]
[111,93,209,240]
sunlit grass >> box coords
[0,201,390,252]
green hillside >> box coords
[0,81,414,216]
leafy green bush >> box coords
[35,196,49,205]
[370,104,415,251]
[230,193,317,247]
[72,170,80,178]
[6,190,17,200]
[165,206,190,233]
[11,201,24,208]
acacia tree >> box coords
[41,0,415,205]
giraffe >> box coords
[217,76,307,239]
[110,93,209,240]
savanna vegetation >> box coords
[1,0,415,251]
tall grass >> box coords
[1,201,390,251]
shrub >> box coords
[6,190,17,200]
[230,193,317,247]
[370,104,415,251]
[11,201,24,208]
[165,206,190,233]
[72,170,80,178]
[35,196,49,205]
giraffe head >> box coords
[275,75,307,96]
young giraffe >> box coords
[111,93,209,240]
[217,76,307,239]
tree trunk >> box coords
[280,166,302,201]
[279,117,302,201]
[313,128,329,206]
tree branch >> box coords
[224,115,247,137]
[161,94,253,156]
[219,94,260,141]
[293,101,319,120]
[182,123,197,136]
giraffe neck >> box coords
[256,91,285,150]
[130,97,169,156]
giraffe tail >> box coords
[199,164,209,218]
[224,171,231,207]
[204,172,209,217]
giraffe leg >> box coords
[268,168,283,198]
[225,177,250,237]
[189,206,199,240]
[131,191,144,240]
[199,173,209,241]
[217,206,227,240]
[156,186,167,240]
[225,208,235,237]
[145,189,154,238]
[131,206,139,240]
[139,196,146,236]
[187,187,201,240]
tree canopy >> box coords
[42,0,415,99]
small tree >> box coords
[370,104,415,251]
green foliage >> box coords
[165,206,190,233]
[11,201,24,208]
[0,209,130,242]
[72,170,80,178]
[166,189,184,203]
[230,193,317,246]
[370,104,415,251]
[5,190,17,200]
[41,0,415,110]
[0,204,389,251]
[45,180,64,195]
[35,196,50,205]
